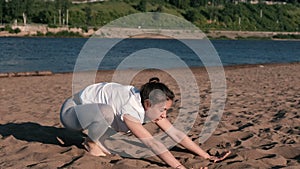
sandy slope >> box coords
[0,63,299,168]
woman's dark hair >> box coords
[140,77,175,106]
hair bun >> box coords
[149,77,160,83]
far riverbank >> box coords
[1,24,300,40]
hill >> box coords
[0,0,299,39]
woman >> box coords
[60,77,230,169]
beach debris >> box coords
[0,71,53,78]
[56,136,65,145]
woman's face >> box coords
[145,99,173,123]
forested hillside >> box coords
[0,0,300,32]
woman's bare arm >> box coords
[155,118,211,159]
[123,114,185,168]
[156,118,231,162]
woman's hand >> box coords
[207,151,231,163]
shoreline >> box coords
[1,62,299,78]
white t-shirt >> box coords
[78,82,145,132]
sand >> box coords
[0,63,299,169]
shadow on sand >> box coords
[0,122,85,149]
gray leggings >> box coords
[60,97,115,142]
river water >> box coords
[0,37,299,73]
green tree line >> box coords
[0,0,299,32]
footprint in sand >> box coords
[259,142,278,150]
[270,110,286,122]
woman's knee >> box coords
[61,107,82,131]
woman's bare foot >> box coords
[83,137,111,156]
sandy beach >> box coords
[0,63,299,168]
